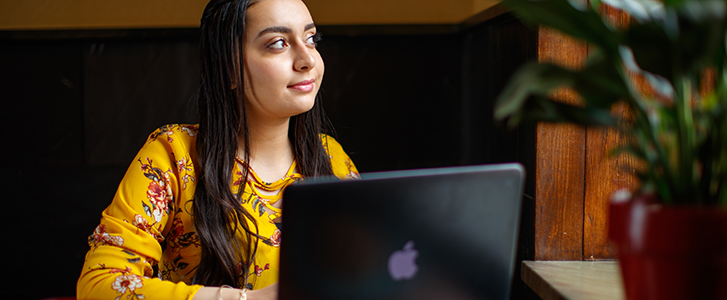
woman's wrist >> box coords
[190,286,244,300]
[192,283,276,300]
[218,285,247,300]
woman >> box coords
[76,0,359,299]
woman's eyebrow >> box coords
[257,26,291,38]
[256,23,317,39]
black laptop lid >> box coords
[278,163,525,300]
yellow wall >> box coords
[0,0,209,30]
[305,0,499,25]
[0,0,500,30]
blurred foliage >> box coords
[495,0,727,206]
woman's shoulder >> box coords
[320,133,351,159]
[135,124,199,166]
[146,124,199,147]
[319,134,360,180]
[319,133,340,151]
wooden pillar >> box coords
[534,27,588,260]
[533,7,639,261]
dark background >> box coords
[0,12,538,300]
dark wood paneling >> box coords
[454,14,541,298]
[83,40,199,166]
[0,41,84,167]
[460,14,539,300]
[318,33,463,172]
[460,13,536,166]
[2,166,127,299]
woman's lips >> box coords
[288,79,315,92]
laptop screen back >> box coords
[278,163,525,300]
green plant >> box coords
[495,0,727,206]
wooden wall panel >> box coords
[584,117,636,260]
[533,6,644,261]
[534,27,588,260]
[584,125,618,260]
[534,10,639,260]
[535,121,586,260]
[583,6,638,260]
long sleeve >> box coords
[77,125,203,300]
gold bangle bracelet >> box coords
[218,285,247,300]
[218,285,233,300]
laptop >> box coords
[278,163,525,300]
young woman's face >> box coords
[242,0,324,122]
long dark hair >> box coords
[192,0,334,287]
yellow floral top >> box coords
[77,124,359,300]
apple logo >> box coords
[387,240,419,281]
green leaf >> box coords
[627,22,674,79]
[530,98,620,126]
[495,62,575,124]
[572,49,632,108]
[611,144,648,161]
[495,54,627,128]
[498,0,727,207]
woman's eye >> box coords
[306,33,322,46]
[268,39,286,49]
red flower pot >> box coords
[609,194,727,300]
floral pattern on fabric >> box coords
[269,229,281,247]
[148,124,198,144]
[140,158,175,224]
[254,263,271,277]
[88,224,124,251]
[110,267,146,300]
[345,159,360,180]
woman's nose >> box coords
[293,44,316,71]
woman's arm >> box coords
[192,283,278,300]
[77,125,203,299]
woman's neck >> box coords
[239,117,295,182]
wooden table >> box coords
[521,260,626,300]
